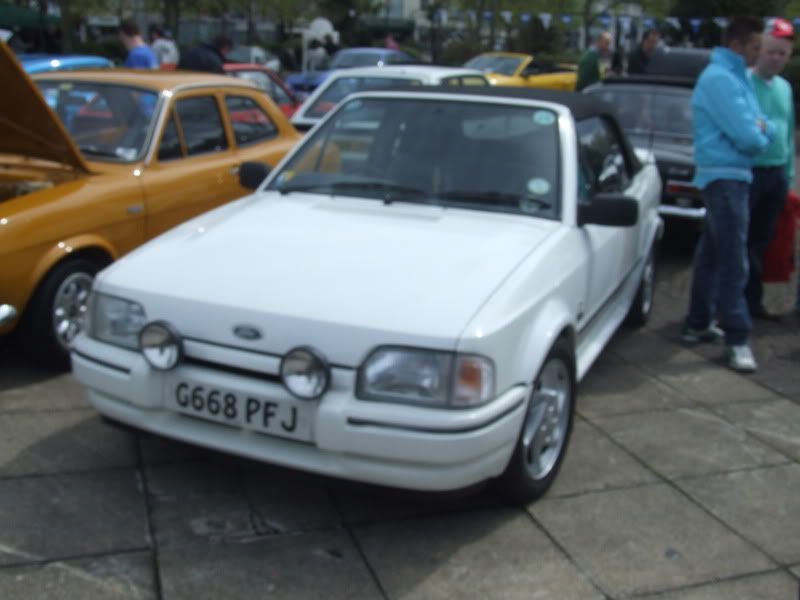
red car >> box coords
[223,63,301,118]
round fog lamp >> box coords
[280,346,330,400]
[140,321,182,370]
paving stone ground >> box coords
[1,229,799,599]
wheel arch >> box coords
[30,237,116,292]
[24,236,117,318]
[510,298,577,389]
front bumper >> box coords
[71,334,528,491]
[659,204,706,220]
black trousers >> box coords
[746,166,789,313]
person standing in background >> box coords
[119,19,158,69]
[681,16,774,372]
[305,39,328,71]
[178,35,232,74]
[746,18,796,320]
[576,31,612,91]
[627,28,661,74]
[149,25,180,69]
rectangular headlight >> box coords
[357,346,495,408]
[90,293,147,350]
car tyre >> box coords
[625,244,656,328]
[496,339,575,505]
[20,257,102,369]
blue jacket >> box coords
[692,47,774,189]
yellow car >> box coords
[464,52,577,91]
[0,42,301,366]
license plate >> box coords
[166,377,313,442]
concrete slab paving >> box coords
[147,458,342,547]
[714,399,800,462]
[644,361,778,406]
[0,374,88,412]
[547,421,658,497]
[243,471,346,533]
[640,569,799,599]
[0,410,137,477]
[529,484,775,598]
[606,329,702,367]
[593,407,788,479]
[0,552,156,600]
[677,464,800,566]
[139,434,214,466]
[329,480,503,526]
[354,509,602,600]
[151,491,263,547]
[144,460,245,499]
[158,530,382,600]
[791,564,800,578]
[578,356,694,419]
[0,471,149,567]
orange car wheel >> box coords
[21,257,104,369]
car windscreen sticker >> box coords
[527,178,551,196]
[533,110,555,126]
[276,171,295,184]
[345,99,363,111]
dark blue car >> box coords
[285,47,420,96]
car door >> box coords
[576,116,639,323]
[140,90,242,240]
[222,91,299,170]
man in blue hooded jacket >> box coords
[681,15,774,373]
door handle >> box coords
[127,203,144,215]
[229,164,241,175]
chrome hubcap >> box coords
[52,272,93,350]
[522,358,571,481]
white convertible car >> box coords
[72,87,662,503]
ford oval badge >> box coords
[233,325,262,341]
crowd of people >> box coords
[680,15,798,373]
[574,18,799,374]
[117,18,232,73]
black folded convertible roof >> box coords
[380,84,616,122]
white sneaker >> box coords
[727,345,757,373]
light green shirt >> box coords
[749,71,795,185]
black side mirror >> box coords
[239,161,271,190]
[578,193,639,227]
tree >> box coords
[318,0,379,46]
[671,0,785,17]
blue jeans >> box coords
[685,180,751,345]
[746,166,788,312]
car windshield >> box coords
[269,96,561,220]
[232,70,292,104]
[36,80,159,162]
[330,51,390,69]
[463,55,523,76]
[306,77,421,118]
[587,87,692,138]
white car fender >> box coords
[508,296,576,390]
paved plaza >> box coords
[0,231,799,599]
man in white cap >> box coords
[747,17,796,320]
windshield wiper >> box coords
[437,190,554,212]
[279,179,431,204]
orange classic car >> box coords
[0,42,301,367]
